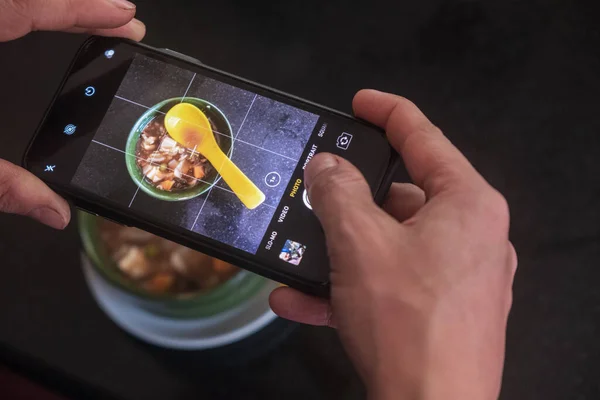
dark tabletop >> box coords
[1,0,600,399]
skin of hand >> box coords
[0,0,145,228]
[269,90,518,400]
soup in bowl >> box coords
[78,212,266,318]
[125,97,233,201]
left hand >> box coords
[0,0,145,229]
[0,0,146,42]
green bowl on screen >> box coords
[78,211,267,319]
[125,97,233,202]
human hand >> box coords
[0,0,145,228]
[0,0,145,42]
[269,90,517,399]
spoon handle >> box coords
[209,151,265,209]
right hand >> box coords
[270,89,517,399]
[0,0,145,229]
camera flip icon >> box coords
[336,132,353,150]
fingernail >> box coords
[28,208,68,230]
[304,153,338,189]
[364,89,388,99]
[109,0,136,10]
[130,18,146,38]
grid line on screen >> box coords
[119,70,285,214]
[113,95,298,162]
[96,70,284,225]
[190,93,259,231]
[90,139,276,210]
[128,180,141,208]
[95,66,293,245]
[180,73,196,102]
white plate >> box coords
[82,255,278,350]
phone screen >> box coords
[25,37,394,288]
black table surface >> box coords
[1,1,599,399]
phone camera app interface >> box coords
[71,54,319,256]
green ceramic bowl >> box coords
[125,97,233,202]
[78,211,266,319]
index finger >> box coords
[0,0,145,42]
[353,89,485,197]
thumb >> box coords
[304,153,382,239]
[0,160,70,229]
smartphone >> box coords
[23,37,399,297]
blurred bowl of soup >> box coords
[78,211,266,318]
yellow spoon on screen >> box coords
[164,103,265,209]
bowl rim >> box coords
[125,97,234,202]
[77,211,265,308]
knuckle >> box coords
[309,164,366,203]
[326,214,387,261]
[7,0,33,21]
[387,95,439,137]
[451,188,510,232]
[403,121,443,147]
[10,0,30,13]
[0,160,18,212]
[508,242,518,274]
[471,189,510,230]
[392,95,417,110]
[484,190,510,223]
[422,122,444,138]
[425,162,463,193]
